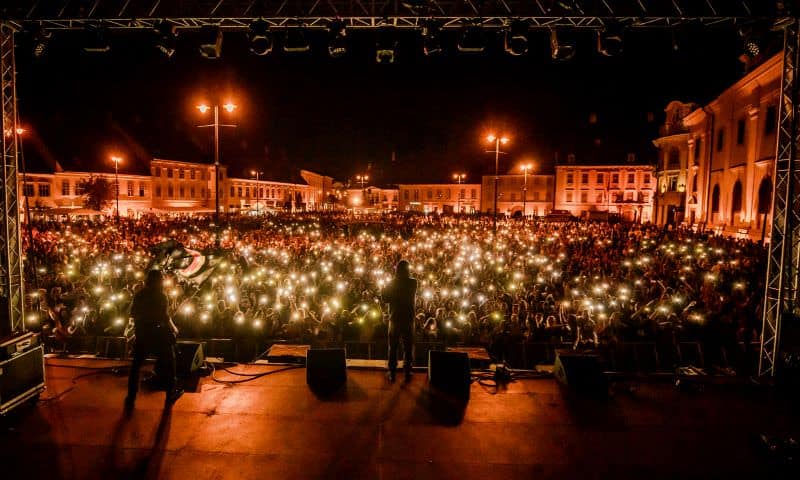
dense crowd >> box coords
[24,213,766,370]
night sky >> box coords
[13,26,767,185]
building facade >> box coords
[344,187,399,212]
[398,183,481,214]
[480,174,554,217]
[655,53,781,238]
[553,165,655,222]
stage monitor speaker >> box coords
[0,343,45,415]
[306,348,346,391]
[553,350,606,393]
[428,350,471,396]
[175,341,205,378]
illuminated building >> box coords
[480,174,553,217]
[655,53,780,239]
[398,183,480,214]
[344,186,399,213]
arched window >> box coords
[711,184,720,213]
[758,176,773,214]
[731,180,743,219]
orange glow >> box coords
[486,134,496,143]
[520,163,533,172]
[110,155,123,165]
[197,104,210,114]
[223,102,237,113]
[500,136,510,145]
[15,127,25,136]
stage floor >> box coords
[0,358,798,480]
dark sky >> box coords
[13,26,765,184]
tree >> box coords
[78,176,113,212]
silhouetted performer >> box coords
[125,270,183,411]
[382,260,417,382]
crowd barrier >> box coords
[44,335,761,373]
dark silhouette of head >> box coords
[145,269,163,290]
[396,260,411,279]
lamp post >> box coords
[197,101,237,247]
[520,163,533,220]
[251,170,263,216]
[486,134,509,233]
[453,173,466,214]
[356,174,369,208]
[110,155,122,223]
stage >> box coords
[0,358,797,480]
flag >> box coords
[149,240,223,286]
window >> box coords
[403,190,409,201]
[190,186,195,198]
[643,173,651,184]
[627,153,636,163]
[611,173,619,184]
[641,192,649,204]
[246,187,250,198]
[566,173,574,185]
[581,173,589,184]
[436,189,442,198]
[61,180,70,196]
[38,183,50,197]
[533,191,540,201]
[167,168,173,178]
[711,184,720,213]
[127,181,133,197]
[597,173,604,184]
[23,183,34,197]
[595,193,603,203]
[580,192,588,203]
[460,189,465,199]
[413,190,419,201]
[427,190,433,199]
[625,191,633,201]
[155,185,161,197]
[566,192,573,202]
[139,183,145,197]
[238,187,243,197]
[511,192,517,201]
[190,169,196,180]
[668,148,680,169]
[736,118,746,145]
[765,105,777,135]
[471,189,476,199]
[155,167,161,177]
[179,186,185,198]
[694,138,702,162]
[179,169,185,179]
[230,186,235,197]
[668,176,678,192]
[259,188,264,198]
[167,184,174,197]
[627,173,635,184]
[692,174,698,193]
[716,128,725,152]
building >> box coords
[19,158,321,218]
[480,174,553,217]
[343,187,399,212]
[398,183,481,214]
[654,53,781,238]
[301,170,336,211]
[652,101,698,226]
[553,164,655,222]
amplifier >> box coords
[0,331,41,361]
[0,343,46,415]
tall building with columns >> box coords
[654,53,781,239]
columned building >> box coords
[553,164,655,222]
[652,101,697,226]
[655,53,781,239]
[398,183,480,214]
[479,174,553,217]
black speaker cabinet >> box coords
[306,348,347,391]
[0,341,45,415]
[428,350,471,396]
[175,341,205,378]
[553,350,606,393]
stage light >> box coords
[31,25,51,57]
[738,27,761,58]
[504,20,529,56]
[549,29,575,61]
[153,20,178,57]
[457,25,485,53]
[248,19,273,56]
[422,21,442,56]
[284,27,310,53]
[376,27,396,64]
[198,26,223,59]
[597,27,623,57]
[82,24,111,53]
[327,21,347,58]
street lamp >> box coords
[520,163,533,219]
[110,155,123,223]
[355,174,369,208]
[251,170,264,216]
[453,173,466,214]
[486,134,509,233]
[197,100,237,247]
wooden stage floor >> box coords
[0,358,798,479]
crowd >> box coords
[23,213,766,371]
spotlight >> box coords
[31,25,51,57]
[376,27,396,64]
[739,27,761,58]
[549,29,575,61]
[457,25,485,53]
[153,20,177,57]
[327,21,347,58]
[422,21,442,56]
[82,24,111,53]
[504,20,529,56]
[198,26,223,59]
[284,27,310,53]
[248,19,273,56]
[596,27,623,57]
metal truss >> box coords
[759,19,800,377]
[0,0,785,31]
[0,24,23,337]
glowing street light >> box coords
[355,174,369,208]
[453,173,466,214]
[251,169,264,216]
[197,100,238,247]
[486,133,510,233]
[110,155,123,223]
[520,163,534,220]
